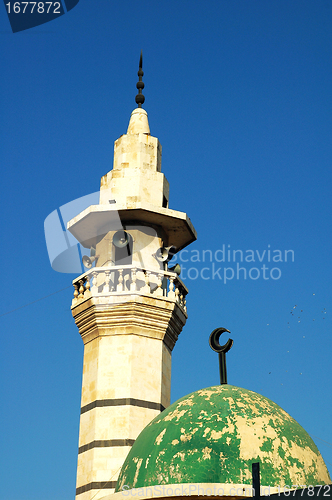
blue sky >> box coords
[1,1,332,499]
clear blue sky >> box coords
[1,1,331,499]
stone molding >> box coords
[78,439,136,455]
[80,398,165,415]
[72,294,186,350]
[76,482,116,496]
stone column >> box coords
[73,293,187,500]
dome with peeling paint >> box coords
[116,385,330,492]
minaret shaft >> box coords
[72,295,186,500]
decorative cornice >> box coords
[72,294,187,349]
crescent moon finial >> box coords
[209,327,233,385]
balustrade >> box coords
[72,265,188,312]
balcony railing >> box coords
[72,265,188,313]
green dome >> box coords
[116,385,330,491]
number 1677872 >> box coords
[5,2,61,14]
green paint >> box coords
[115,385,331,491]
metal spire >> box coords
[135,50,145,108]
[209,327,233,384]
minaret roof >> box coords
[127,108,150,135]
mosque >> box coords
[67,55,331,500]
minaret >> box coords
[68,54,197,500]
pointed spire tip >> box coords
[139,50,143,70]
[135,50,145,108]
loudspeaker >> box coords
[82,255,98,269]
[113,230,130,248]
[155,245,176,263]
[168,263,181,275]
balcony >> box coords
[72,265,188,313]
